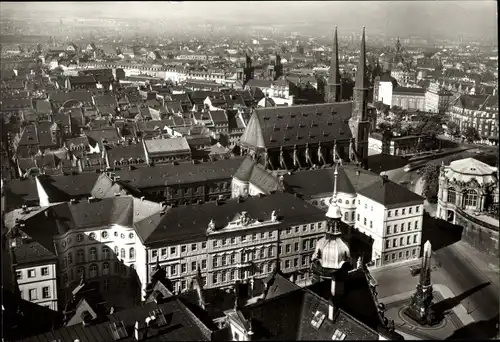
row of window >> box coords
[283,223,323,235]
[151,232,282,258]
[22,287,51,301]
[386,221,419,235]
[385,234,419,249]
[62,231,135,248]
[387,206,420,218]
[384,248,418,262]
[446,189,478,207]
[16,267,49,279]
[62,262,135,285]
[63,247,135,266]
[279,239,317,255]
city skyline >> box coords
[1,1,497,39]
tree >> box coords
[465,126,480,143]
[446,121,461,137]
[421,164,440,202]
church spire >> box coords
[349,27,370,169]
[326,26,341,103]
[355,26,368,90]
[326,162,342,235]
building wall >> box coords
[455,210,499,259]
[140,218,327,297]
[16,262,58,311]
[355,195,423,267]
[378,82,393,107]
[392,94,425,111]
[53,223,138,306]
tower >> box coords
[310,162,352,297]
[326,26,341,103]
[348,27,370,168]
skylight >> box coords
[311,310,326,329]
[332,329,347,340]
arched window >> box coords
[67,252,73,264]
[114,246,119,255]
[89,247,97,261]
[77,234,84,242]
[103,262,110,275]
[129,247,135,259]
[89,233,96,240]
[89,264,98,278]
[103,247,110,259]
[344,212,349,221]
[351,211,355,221]
[121,248,126,259]
[77,249,85,263]
[76,267,85,279]
[129,233,134,239]
[465,190,478,207]
[447,188,456,205]
[102,231,108,239]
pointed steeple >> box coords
[326,162,342,235]
[326,26,341,103]
[355,26,368,90]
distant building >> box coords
[437,158,499,259]
[143,137,192,165]
[283,165,424,267]
[7,214,59,311]
[425,82,453,114]
[448,94,499,143]
[391,87,426,111]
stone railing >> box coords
[456,207,499,232]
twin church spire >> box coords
[326,26,368,103]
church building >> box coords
[239,27,371,169]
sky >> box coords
[1,1,497,38]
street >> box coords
[372,242,499,322]
[376,147,500,325]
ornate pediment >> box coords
[207,210,280,234]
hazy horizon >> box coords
[1,1,497,38]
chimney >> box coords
[328,304,335,321]
[134,320,147,341]
[87,196,97,203]
[382,175,389,184]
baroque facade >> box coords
[437,157,499,224]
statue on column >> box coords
[403,240,442,326]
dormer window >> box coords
[311,310,326,329]
[332,329,347,340]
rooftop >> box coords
[144,137,191,154]
[239,103,353,149]
[357,176,424,208]
[134,192,326,246]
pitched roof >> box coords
[47,197,134,233]
[115,157,245,189]
[134,192,326,246]
[12,237,56,266]
[17,296,211,342]
[238,286,379,341]
[283,166,356,197]
[36,173,99,201]
[392,87,426,95]
[357,176,424,208]
[106,143,146,163]
[239,104,353,149]
[233,158,282,193]
[144,137,191,154]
